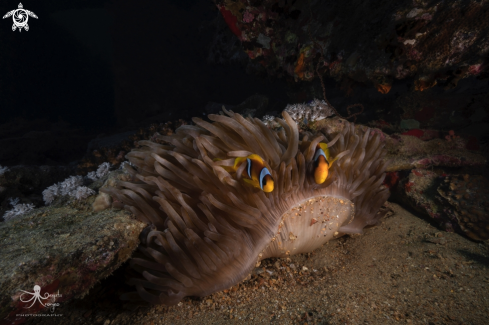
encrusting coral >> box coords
[102,109,390,306]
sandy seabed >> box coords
[28,202,489,325]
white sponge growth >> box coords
[3,198,35,221]
[284,99,335,124]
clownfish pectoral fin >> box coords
[242,178,259,188]
[328,155,339,166]
[221,165,235,172]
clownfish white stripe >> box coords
[314,148,327,163]
[246,158,252,178]
[259,168,272,190]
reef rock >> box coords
[438,174,489,241]
[0,174,145,323]
[392,169,489,241]
[311,117,486,172]
[384,133,486,171]
[392,169,450,229]
[215,0,489,88]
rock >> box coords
[385,134,486,171]
[391,169,455,231]
[438,174,489,241]
[215,0,489,90]
[312,117,486,172]
[0,196,145,322]
[391,169,489,241]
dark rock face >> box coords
[438,174,489,241]
[390,169,489,241]
[215,0,489,88]
[214,0,489,134]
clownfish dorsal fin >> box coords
[318,143,331,161]
[247,154,264,163]
[318,142,338,166]
[233,156,247,169]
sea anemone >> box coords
[101,109,390,306]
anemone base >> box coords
[261,196,354,259]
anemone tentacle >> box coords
[102,110,390,306]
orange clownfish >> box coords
[313,143,338,184]
[234,154,274,193]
